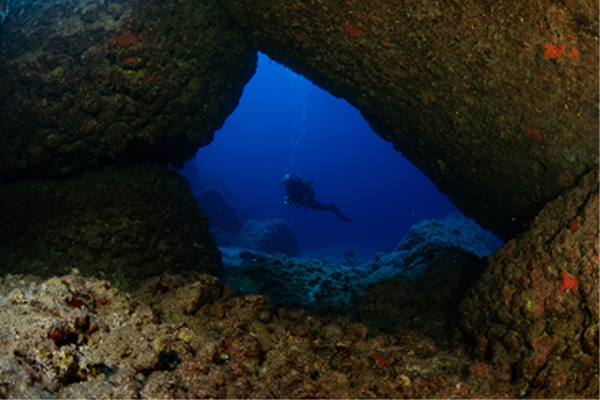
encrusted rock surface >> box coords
[0,164,220,287]
[0,0,256,183]
[220,0,599,240]
[0,273,224,399]
[460,169,599,398]
[0,272,517,399]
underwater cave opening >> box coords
[179,52,462,255]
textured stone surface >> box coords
[0,0,256,183]
[460,169,599,397]
[220,0,598,240]
[0,272,524,398]
[0,164,221,288]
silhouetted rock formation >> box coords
[195,186,244,236]
[236,219,300,256]
[373,213,500,279]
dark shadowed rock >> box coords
[0,0,256,183]
[237,219,300,256]
[357,247,484,347]
[0,164,221,289]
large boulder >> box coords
[0,0,256,183]
[372,213,500,280]
[460,169,599,397]
[236,219,300,256]
[219,0,598,240]
[0,164,221,289]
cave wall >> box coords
[0,0,596,241]
[218,0,598,240]
[0,0,256,284]
[0,0,256,181]
[0,0,596,394]
[0,0,595,265]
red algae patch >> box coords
[558,271,579,291]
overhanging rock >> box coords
[0,0,256,182]
[219,0,599,240]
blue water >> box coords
[180,53,460,253]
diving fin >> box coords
[329,204,352,223]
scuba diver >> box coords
[283,173,352,222]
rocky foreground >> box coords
[0,271,528,399]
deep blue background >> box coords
[180,53,459,253]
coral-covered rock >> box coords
[173,275,224,315]
[219,0,598,240]
[223,334,263,369]
[0,164,220,288]
[460,169,599,397]
[0,273,226,399]
[0,0,256,183]
[135,273,224,318]
[237,219,300,256]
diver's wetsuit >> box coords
[283,174,352,222]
